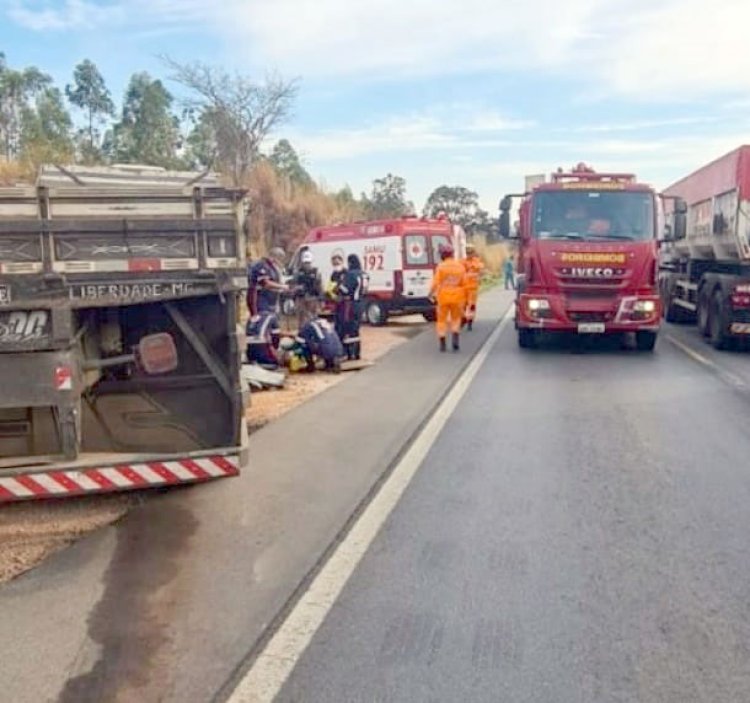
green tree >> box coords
[363,173,413,218]
[423,185,489,230]
[269,139,313,187]
[65,59,114,160]
[0,53,51,159]
[163,58,298,185]
[110,72,181,167]
[20,86,74,165]
[182,108,217,169]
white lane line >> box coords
[666,334,748,389]
[227,307,514,703]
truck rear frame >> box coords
[0,166,248,502]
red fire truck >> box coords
[500,164,664,350]
[293,216,466,325]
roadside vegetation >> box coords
[0,53,501,255]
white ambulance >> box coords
[290,216,466,325]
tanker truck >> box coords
[0,165,248,502]
[660,146,750,349]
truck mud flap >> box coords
[0,453,240,503]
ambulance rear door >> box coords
[401,232,432,299]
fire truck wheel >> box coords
[635,331,657,352]
[517,328,538,349]
[365,300,388,326]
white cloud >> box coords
[464,111,536,132]
[7,0,120,30]
[9,0,750,99]
[7,0,214,31]
[570,117,717,133]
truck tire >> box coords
[518,328,538,349]
[664,290,690,324]
[709,289,730,350]
[697,289,711,336]
[635,331,657,352]
[365,299,388,326]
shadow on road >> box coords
[522,332,657,356]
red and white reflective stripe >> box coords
[0,454,240,503]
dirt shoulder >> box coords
[0,317,427,584]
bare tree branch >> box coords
[161,56,299,186]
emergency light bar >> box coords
[551,163,636,185]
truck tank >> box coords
[663,145,750,263]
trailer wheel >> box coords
[635,331,657,352]
[664,291,690,324]
[709,290,730,350]
[365,299,388,326]
[697,289,711,336]
[518,328,538,349]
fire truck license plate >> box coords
[577,322,605,334]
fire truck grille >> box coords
[568,311,613,323]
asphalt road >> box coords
[0,290,512,703]
[275,324,750,703]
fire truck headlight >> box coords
[633,300,656,313]
[527,298,550,311]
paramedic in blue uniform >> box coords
[296,317,344,373]
[247,247,288,315]
[336,254,367,360]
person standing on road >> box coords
[247,247,289,315]
[336,254,367,360]
[328,250,348,342]
[503,254,516,290]
[461,242,485,331]
[430,244,467,352]
[293,249,323,329]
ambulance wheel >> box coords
[635,331,657,352]
[365,300,388,326]
[517,328,538,349]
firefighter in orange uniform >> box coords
[430,244,467,352]
[461,242,485,331]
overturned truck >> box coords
[0,165,248,502]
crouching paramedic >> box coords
[430,244,466,352]
[246,311,281,367]
[296,317,344,373]
[462,242,485,331]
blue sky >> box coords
[2,0,750,212]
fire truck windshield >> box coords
[532,191,654,241]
